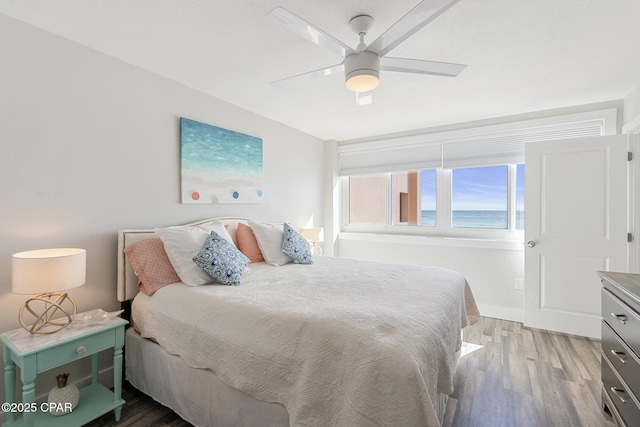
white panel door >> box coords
[524,135,628,338]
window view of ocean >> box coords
[421,210,524,229]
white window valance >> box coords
[337,110,613,176]
[338,140,442,176]
[441,120,604,169]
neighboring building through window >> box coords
[392,172,422,226]
[348,174,385,225]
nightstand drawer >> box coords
[602,288,640,357]
[37,328,115,372]
[602,354,640,426]
[602,321,640,401]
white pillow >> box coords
[248,221,292,266]
[155,221,234,286]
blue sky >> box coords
[516,164,524,211]
[421,170,437,210]
[421,165,524,211]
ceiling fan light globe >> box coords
[344,51,380,92]
[345,73,379,92]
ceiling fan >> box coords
[267,0,467,104]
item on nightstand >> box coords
[47,373,79,416]
[75,308,125,325]
[11,248,86,334]
[300,227,324,255]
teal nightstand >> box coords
[1,314,128,427]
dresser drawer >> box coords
[602,320,640,401]
[602,354,640,426]
[37,328,116,372]
[602,288,640,357]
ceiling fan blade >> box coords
[380,56,466,77]
[267,7,355,58]
[270,64,345,88]
[367,0,461,57]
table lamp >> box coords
[12,248,86,334]
[300,227,324,255]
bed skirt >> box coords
[125,328,450,426]
[126,328,289,426]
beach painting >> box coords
[180,117,263,204]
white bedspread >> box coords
[132,256,479,427]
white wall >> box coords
[623,84,640,126]
[0,14,324,405]
[623,85,640,272]
[338,235,525,321]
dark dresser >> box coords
[598,271,640,427]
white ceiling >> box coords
[2,0,640,141]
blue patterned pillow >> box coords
[282,223,313,264]
[193,232,249,286]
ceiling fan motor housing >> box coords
[345,51,380,92]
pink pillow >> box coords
[124,238,180,296]
[236,223,265,263]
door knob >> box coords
[527,241,536,248]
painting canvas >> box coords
[180,117,263,204]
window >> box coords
[451,166,508,229]
[391,171,437,226]
[516,164,525,230]
[345,165,520,235]
[421,170,437,227]
[348,171,438,227]
[392,172,414,225]
[338,108,612,238]
[348,174,386,225]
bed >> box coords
[117,217,480,427]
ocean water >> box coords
[180,117,263,203]
[421,210,524,229]
[180,117,262,177]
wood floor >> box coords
[85,317,615,427]
[442,317,614,427]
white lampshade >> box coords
[300,227,324,244]
[12,248,86,295]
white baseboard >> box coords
[476,303,524,323]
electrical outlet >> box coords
[514,279,523,290]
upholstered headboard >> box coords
[117,217,252,302]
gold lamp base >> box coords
[19,292,77,334]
